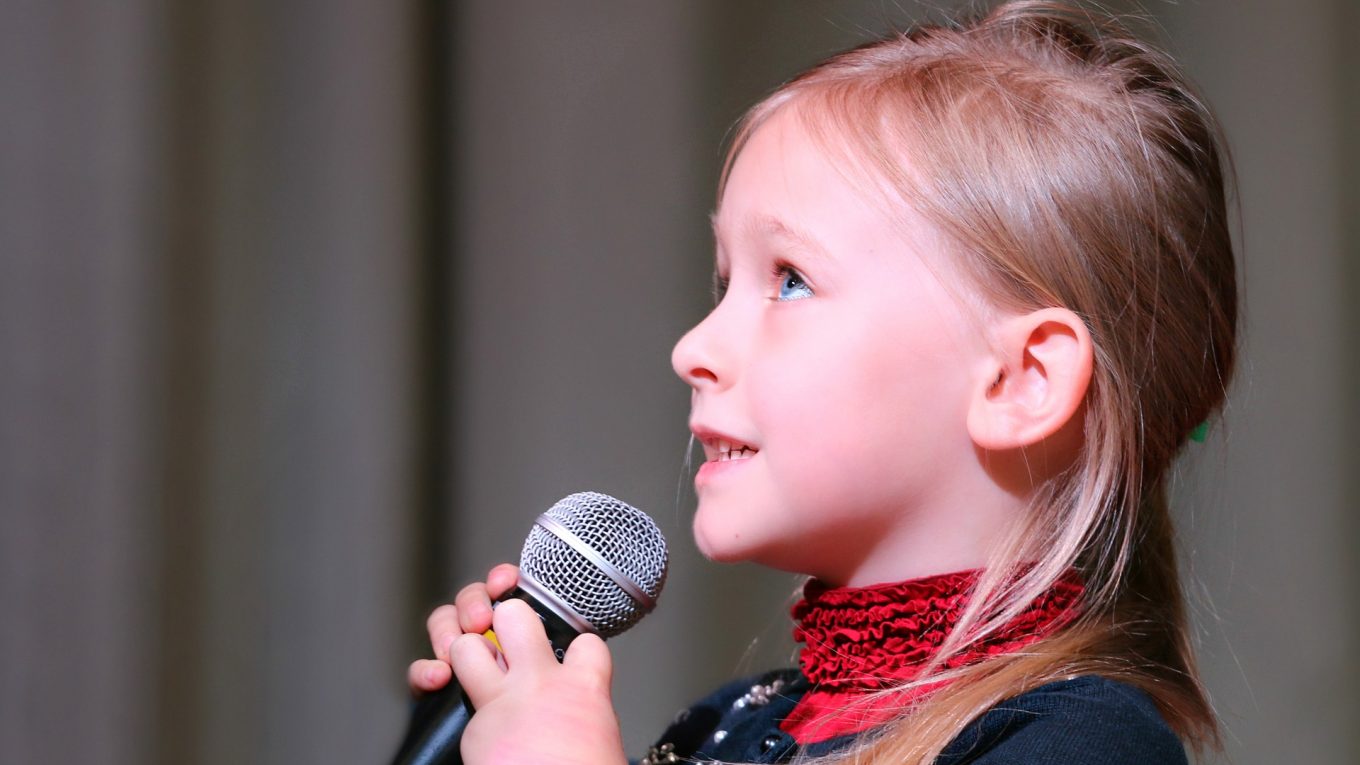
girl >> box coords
[408,1,1236,762]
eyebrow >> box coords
[709,212,834,266]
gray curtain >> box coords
[2,1,419,762]
[2,1,1355,763]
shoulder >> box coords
[641,669,804,763]
[938,676,1188,765]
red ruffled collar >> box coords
[780,568,1083,744]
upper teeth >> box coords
[716,440,755,462]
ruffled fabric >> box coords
[780,569,1084,744]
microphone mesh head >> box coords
[519,491,668,638]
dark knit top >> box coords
[642,671,1188,764]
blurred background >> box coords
[1,1,1355,763]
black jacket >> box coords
[640,671,1188,764]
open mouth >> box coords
[709,439,759,463]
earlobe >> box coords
[967,308,1093,450]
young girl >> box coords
[408,1,1237,762]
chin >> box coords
[691,509,756,564]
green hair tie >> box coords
[1189,421,1210,443]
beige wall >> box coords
[1157,1,1359,759]
[2,1,1354,763]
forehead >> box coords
[712,110,853,239]
[711,108,927,259]
[710,106,997,323]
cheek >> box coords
[753,333,969,500]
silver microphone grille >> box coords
[518,491,668,639]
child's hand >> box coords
[406,563,520,695]
[452,598,628,765]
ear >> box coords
[967,307,1093,450]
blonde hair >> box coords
[720,2,1237,762]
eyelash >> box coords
[771,262,813,301]
[711,272,729,304]
[710,262,813,304]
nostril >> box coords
[690,367,718,384]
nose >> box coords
[671,307,729,390]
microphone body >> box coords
[389,492,667,765]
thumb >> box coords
[562,632,613,695]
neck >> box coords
[826,477,1027,588]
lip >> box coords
[690,424,760,457]
[694,456,753,489]
[690,423,760,489]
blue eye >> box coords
[775,265,813,301]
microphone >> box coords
[390,491,668,765]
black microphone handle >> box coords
[389,587,584,765]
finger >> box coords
[407,658,452,694]
[449,632,506,709]
[492,599,555,675]
[562,633,614,696]
[485,563,520,600]
[426,604,460,662]
[454,582,495,635]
